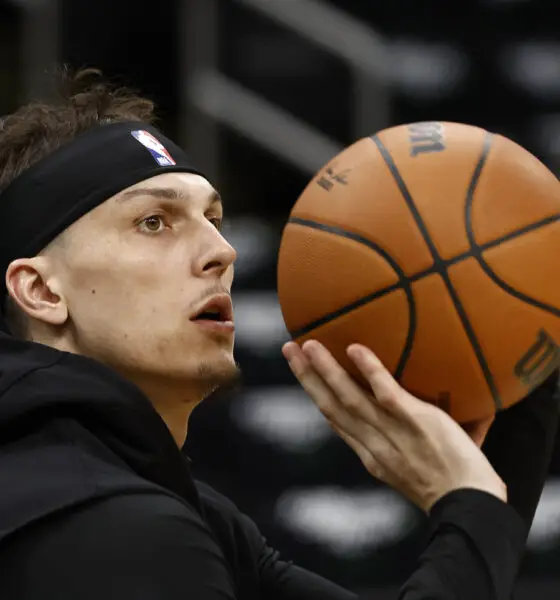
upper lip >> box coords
[191,293,234,322]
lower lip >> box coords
[192,319,235,334]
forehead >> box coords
[112,172,221,207]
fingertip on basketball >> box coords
[282,341,307,366]
[347,344,382,368]
[301,339,315,352]
[346,344,365,362]
[281,341,296,359]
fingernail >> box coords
[302,340,318,353]
[347,344,380,365]
[282,342,294,360]
[347,344,366,359]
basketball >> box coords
[277,122,560,423]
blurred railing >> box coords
[181,0,390,183]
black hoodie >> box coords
[0,331,557,600]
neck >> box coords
[129,377,205,448]
[151,398,197,448]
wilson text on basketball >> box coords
[514,329,560,388]
[408,122,446,157]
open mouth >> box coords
[193,309,226,322]
[191,295,234,324]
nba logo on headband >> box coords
[131,130,177,166]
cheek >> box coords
[63,241,163,304]
[60,231,195,331]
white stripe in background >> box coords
[230,385,333,451]
[188,71,342,175]
[275,486,415,557]
[234,0,387,79]
[233,292,290,354]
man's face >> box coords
[53,172,238,397]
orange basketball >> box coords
[277,122,560,423]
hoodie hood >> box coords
[0,332,200,544]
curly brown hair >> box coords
[0,66,157,190]
[0,67,158,338]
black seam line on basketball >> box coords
[481,213,560,252]
[371,134,502,409]
[404,213,560,281]
[290,211,560,317]
[287,217,416,381]
[287,211,560,348]
[465,134,560,320]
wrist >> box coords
[426,476,507,513]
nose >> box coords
[195,228,237,278]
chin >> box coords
[139,327,237,394]
[191,353,241,399]
[173,342,239,390]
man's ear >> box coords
[5,257,68,326]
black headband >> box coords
[0,121,204,332]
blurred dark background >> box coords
[1,0,559,597]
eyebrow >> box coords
[115,186,222,206]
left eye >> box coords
[209,217,222,231]
[139,215,165,233]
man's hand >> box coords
[282,340,507,513]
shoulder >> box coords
[195,480,267,557]
[1,492,224,563]
[196,479,243,515]
[196,479,259,535]
[0,493,237,599]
